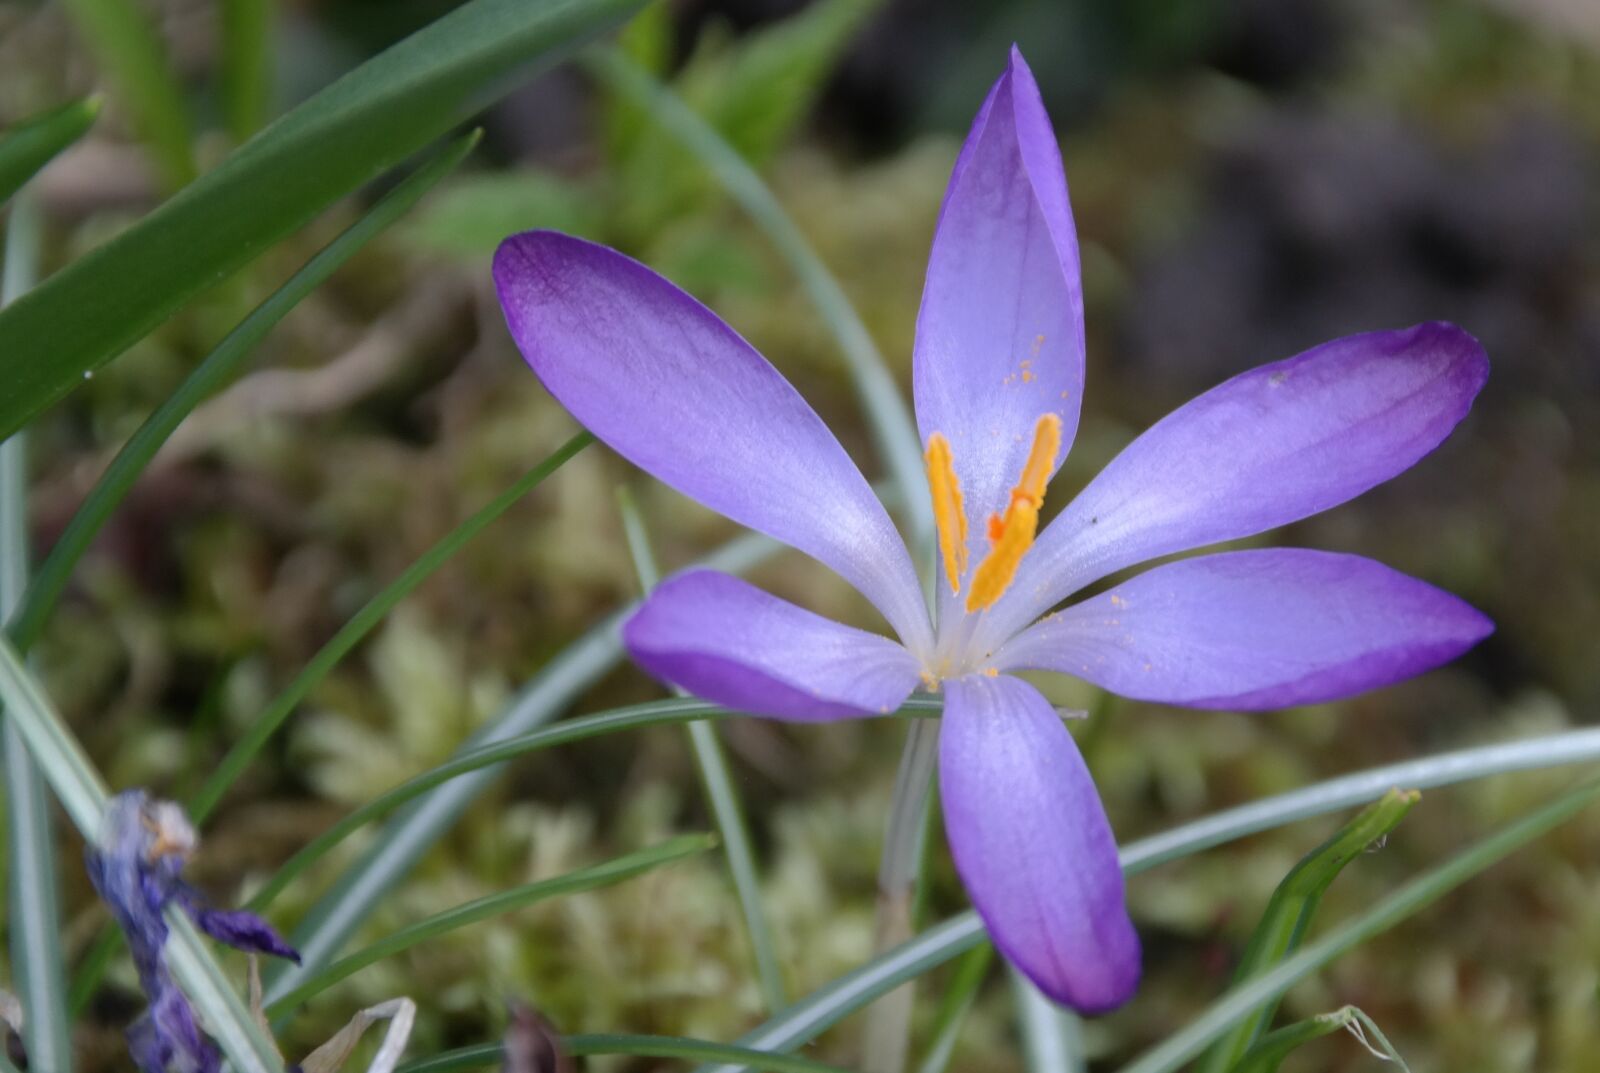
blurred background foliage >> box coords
[0,0,1598,1069]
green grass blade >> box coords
[249,696,940,913]
[264,526,785,1002]
[68,416,584,1009]
[188,428,590,822]
[267,835,714,1016]
[1196,789,1417,1073]
[398,1034,862,1073]
[222,0,275,142]
[59,0,195,188]
[618,486,787,1012]
[1228,1006,1409,1073]
[0,0,645,441]
[0,636,283,1073]
[1,193,73,1073]
[6,130,480,659]
[913,943,990,1073]
[0,98,101,206]
[585,49,931,554]
[1010,968,1084,1073]
[1117,775,1600,1073]
[699,731,1600,1072]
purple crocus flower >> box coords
[492,48,1491,1012]
[86,791,299,1073]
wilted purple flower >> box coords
[86,791,299,1073]
[492,49,1491,1011]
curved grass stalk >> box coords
[266,835,714,1017]
[1,192,74,1073]
[618,487,787,1012]
[699,727,1600,1071]
[1115,775,1600,1073]
[1010,968,1084,1073]
[397,1033,862,1073]
[249,697,942,913]
[266,527,786,999]
[913,943,991,1073]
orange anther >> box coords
[925,433,968,594]
[965,413,1062,612]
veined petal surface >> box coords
[996,549,1493,709]
[496,231,930,653]
[912,48,1085,567]
[622,570,923,722]
[979,322,1488,646]
[939,673,1139,1012]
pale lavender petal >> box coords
[912,47,1085,557]
[495,231,930,653]
[979,322,1489,646]
[996,549,1493,709]
[940,674,1139,1012]
[622,569,923,722]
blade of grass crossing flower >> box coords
[0,638,284,1073]
[1117,775,1600,1073]
[0,0,646,440]
[222,0,275,142]
[864,715,939,1073]
[249,696,942,912]
[1,193,73,1073]
[267,835,714,1017]
[398,1035,861,1073]
[913,943,991,1073]
[618,485,787,1012]
[6,130,481,658]
[1228,1006,1409,1073]
[266,526,784,999]
[697,730,1600,1073]
[0,98,101,206]
[1010,967,1085,1073]
[58,0,196,188]
[189,427,589,822]
[1195,789,1418,1073]
[585,49,931,555]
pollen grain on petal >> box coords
[925,432,969,594]
[965,413,1062,612]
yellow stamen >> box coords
[966,413,1062,612]
[925,432,968,594]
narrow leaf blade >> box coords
[59,0,195,186]
[1197,789,1418,1073]
[0,0,644,440]
[267,835,715,1015]
[0,98,101,206]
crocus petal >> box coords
[939,674,1139,1012]
[996,549,1493,709]
[495,231,931,654]
[623,569,924,721]
[129,985,219,1073]
[175,886,301,963]
[979,322,1489,647]
[913,47,1085,546]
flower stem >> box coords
[864,716,941,1073]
